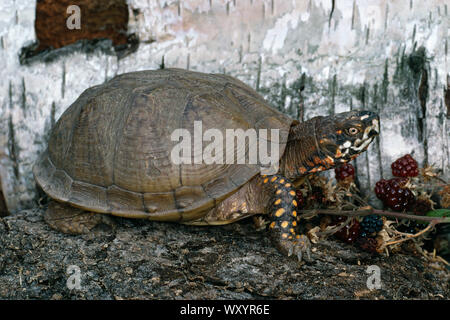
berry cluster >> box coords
[360,214,383,237]
[375,177,415,211]
[331,215,382,253]
[295,154,444,256]
[332,216,360,244]
[335,163,355,183]
[391,154,419,177]
[397,221,423,234]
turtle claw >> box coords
[273,234,312,262]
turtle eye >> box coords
[347,127,359,135]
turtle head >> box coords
[315,110,379,165]
[281,110,379,178]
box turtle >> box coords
[33,68,379,261]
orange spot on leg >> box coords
[275,208,285,217]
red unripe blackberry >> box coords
[335,163,355,184]
[391,154,419,177]
[332,216,360,244]
[375,178,415,211]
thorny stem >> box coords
[380,222,435,249]
[298,206,450,224]
[316,216,353,237]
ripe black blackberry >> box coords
[335,163,355,183]
[397,221,425,234]
[375,178,415,211]
[360,214,383,237]
[391,154,419,177]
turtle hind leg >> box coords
[44,201,114,234]
[262,174,312,262]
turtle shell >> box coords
[33,68,295,222]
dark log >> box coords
[0,209,448,299]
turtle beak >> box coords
[358,111,380,139]
[346,111,379,155]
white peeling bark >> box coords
[0,0,448,212]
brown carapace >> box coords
[34,68,379,261]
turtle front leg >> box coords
[44,201,115,234]
[262,174,311,261]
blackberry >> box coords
[397,221,424,234]
[333,216,360,244]
[391,154,419,177]
[360,214,383,237]
[335,163,355,183]
[375,178,415,211]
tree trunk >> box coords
[0,0,448,213]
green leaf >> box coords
[425,209,450,218]
[417,209,450,224]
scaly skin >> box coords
[262,110,379,261]
[262,174,311,261]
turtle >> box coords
[33,68,379,261]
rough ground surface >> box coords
[0,208,448,300]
